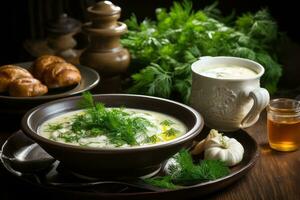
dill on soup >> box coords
[38,92,186,148]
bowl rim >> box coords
[21,94,204,152]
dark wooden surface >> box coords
[0,112,299,200]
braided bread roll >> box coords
[33,55,66,79]
[0,65,33,93]
[9,77,48,97]
[42,62,81,88]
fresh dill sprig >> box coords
[69,92,155,146]
[144,149,230,189]
[144,175,176,189]
[78,91,95,109]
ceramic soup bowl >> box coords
[22,94,203,177]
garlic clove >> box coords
[191,138,206,155]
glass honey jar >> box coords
[267,98,300,151]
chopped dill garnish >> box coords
[160,119,175,126]
[144,149,230,189]
[69,92,155,146]
[163,128,180,137]
[58,131,81,143]
[145,135,160,143]
[45,123,64,132]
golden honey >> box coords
[267,98,300,152]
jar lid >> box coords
[268,98,300,114]
[87,1,121,16]
[47,13,81,35]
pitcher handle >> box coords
[241,88,270,128]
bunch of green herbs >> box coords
[145,149,230,189]
[122,0,282,103]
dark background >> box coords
[0,0,299,88]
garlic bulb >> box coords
[204,135,244,166]
[191,129,244,166]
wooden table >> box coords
[0,112,299,200]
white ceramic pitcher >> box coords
[190,56,270,131]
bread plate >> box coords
[0,62,99,116]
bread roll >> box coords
[33,55,66,79]
[42,62,81,88]
[0,65,33,92]
[9,77,48,97]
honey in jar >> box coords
[267,98,300,151]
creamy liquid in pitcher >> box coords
[199,64,257,79]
